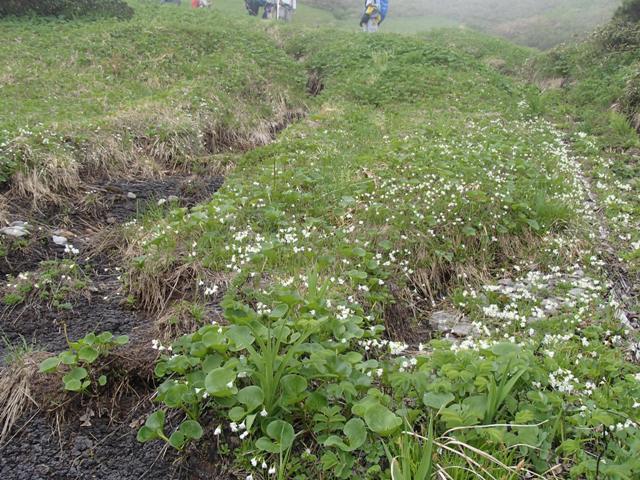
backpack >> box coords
[379,0,388,20]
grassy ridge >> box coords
[0,2,306,198]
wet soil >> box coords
[0,396,178,480]
[0,173,225,480]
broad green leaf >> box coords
[229,406,246,422]
[114,335,129,346]
[269,303,289,319]
[325,418,367,452]
[179,420,203,440]
[78,346,99,363]
[225,325,254,351]
[363,404,402,436]
[237,385,264,412]
[423,392,455,410]
[63,378,82,391]
[169,430,186,450]
[266,419,295,450]
[136,426,159,443]
[281,374,307,395]
[66,367,88,381]
[145,410,166,431]
[39,356,61,373]
[490,342,521,357]
[59,350,76,365]
[204,367,237,397]
[98,375,107,386]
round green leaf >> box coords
[343,418,366,450]
[237,385,264,412]
[98,375,107,386]
[136,426,159,443]
[225,325,255,352]
[266,419,295,450]
[179,420,203,440]
[63,378,82,391]
[78,346,99,363]
[115,335,129,346]
[145,410,166,431]
[269,303,289,319]
[423,392,455,410]
[204,367,237,397]
[363,404,402,436]
[39,356,61,373]
[169,430,186,450]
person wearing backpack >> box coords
[360,0,382,32]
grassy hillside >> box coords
[1,2,639,480]
[305,0,620,48]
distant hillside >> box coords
[305,0,620,48]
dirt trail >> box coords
[0,174,224,480]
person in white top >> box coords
[278,0,296,22]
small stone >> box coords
[430,310,472,336]
[568,288,585,299]
[0,226,29,238]
[52,235,68,246]
[106,217,117,224]
[9,221,28,228]
[498,278,514,286]
[167,195,180,203]
[451,322,475,337]
[127,192,137,199]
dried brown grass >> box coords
[0,355,40,444]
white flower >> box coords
[239,431,249,440]
[260,408,268,417]
[268,466,276,475]
[213,425,222,436]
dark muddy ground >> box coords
[0,174,225,480]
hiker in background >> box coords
[278,0,296,22]
[263,1,276,19]
[245,0,264,16]
[192,0,210,7]
[360,0,382,32]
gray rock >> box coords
[52,235,68,246]
[430,310,474,337]
[1,225,29,238]
[127,192,137,200]
[9,221,29,228]
[568,288,585,299]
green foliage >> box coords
[39,331,129,392]
[2,260,89,310]
[615,0,640,23]
[0,0,134,19]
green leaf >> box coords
[136,426,159,443]
[114,335,129,346]
[229,406,246,422]
[281,374,307,395]
[145,410,166,432]
[237,386,264,412]
[78,346,99,363]
[98,375,107,386]
[225,325,254,351]
[259,419,295,452]
[179,420,203,440]
[59,350,76,365]
[63,378,82,391]
[363,404,402,436]
[423,392,455,410]
[39,356,61,373]
[490,342,521,357]
[169,430,186,450]
[325,418,366,452]
[97,332,113,343]
[65,366,88,381]
[204,367,237,397]
[269,303,289,319]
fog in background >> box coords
[305,0,621,48]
